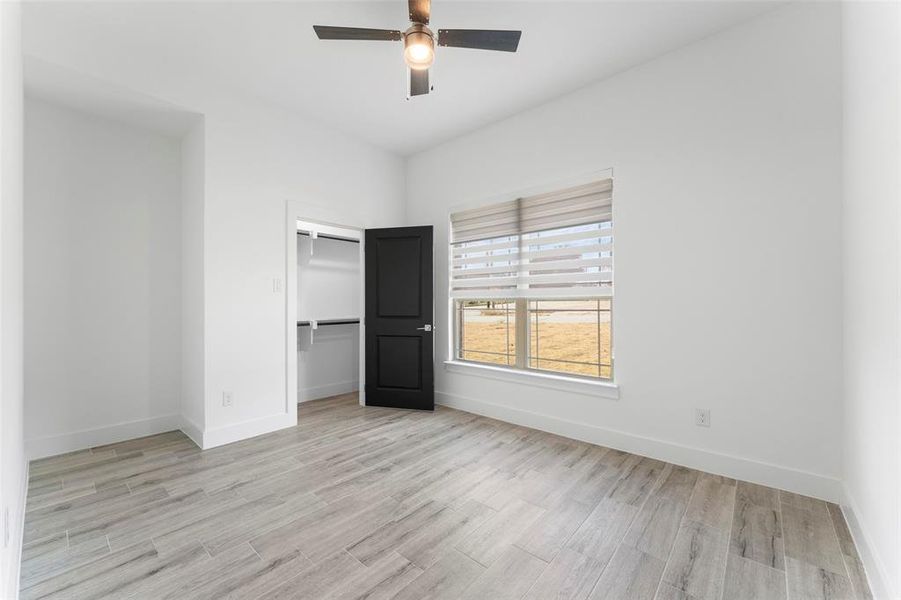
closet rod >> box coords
[297,319,360,327]
[296,231,360,244]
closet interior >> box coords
[296,220,362,403]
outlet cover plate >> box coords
[695,408,711,427]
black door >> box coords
[364,226,434,410]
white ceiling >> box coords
[23,1,780,155]
[25,56,201,138]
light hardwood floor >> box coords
[20,394,871,600]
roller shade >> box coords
[450,178,613,299]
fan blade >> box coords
[313,26,402,41]
[408,68,431,97]
[438,29,521,52]
[408,0,430,24]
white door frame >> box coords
[285,201,366,414]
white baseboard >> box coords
[298,381,358,403]
[841,487,896,600]
[200,411,296,449]
[178,415,204,449]
[25,414,183,460]
[23,409,297,457]
[5,458,28,600]
[436,390,844,503]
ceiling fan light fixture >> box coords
[313,1,522,97]
[404,24,434,70]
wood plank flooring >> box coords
[20,394,872,599]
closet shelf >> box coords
[297,318,360,327]
[296,231,360,244]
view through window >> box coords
[529,299,611,378]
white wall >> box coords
[200,100,404,444]
[841,2,901,598]
[297,235,360,322]
[23,98,183,457]
[297,234,360,401]
[181,119,205,441]
[297,323,359,401]
[0,1,25,597]
[15,52,406,448]
[406,3,844,500]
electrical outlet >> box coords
[695,408,711,427]
[222,391,234,408]
[272,278,283,293]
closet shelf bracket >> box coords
[297,318,360,347]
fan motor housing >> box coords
[404,23,435,69]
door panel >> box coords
[365,226,434,410]
[375,236,422,317]
[377,336,422,389]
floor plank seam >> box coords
[714,484,737,600]
[651,468,700,600]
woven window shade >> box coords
[450,179,613,299]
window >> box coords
[450,179,614,380]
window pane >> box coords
[529,299,611,378]
[458,300,516,366]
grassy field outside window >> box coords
[456,298,612,379]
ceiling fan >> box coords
[313,0,522,99]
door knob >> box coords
[417,324,432,332]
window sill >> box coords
[443,360,620,400]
